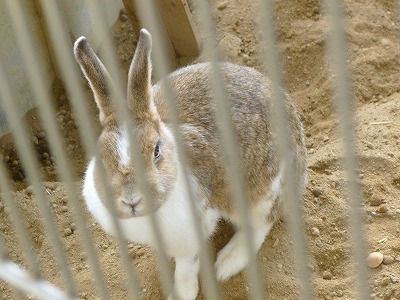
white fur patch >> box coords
[83,158,219,257]
[172,256,200,300]
[116,127,130,167]
[215,163,285,281]
[268,162,284,200]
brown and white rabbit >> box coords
[75,29,307,299]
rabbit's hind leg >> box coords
[215,197,276,281]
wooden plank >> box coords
[155,0,200,57]
[122,0,200,58]
[121,0,140,30]
[121,0,178,70]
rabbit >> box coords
[74,28,307,300]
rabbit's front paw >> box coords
[169,255,199,299]
[215,233,248,281]
[167,281,198,300]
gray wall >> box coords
[0,0,122,136]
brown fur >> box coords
[153,63,306,214]
[76,30,308,297]
[74,29,307,221]
[74,38,115,125]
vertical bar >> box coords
[0,160,40,278]
[32,0,145,299]
[0,9,78,292]
[35,1,142,299]
[191,1,265,299]
[257,0,313,299]
[0,164,40,278]
[130,0,221,299]
[323,1,370,299]
[82,1,177,298]
[37,0,173,298]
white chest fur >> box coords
[82,159,219,257]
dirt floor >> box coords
[0,0,400,299]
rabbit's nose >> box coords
[122,198,141,214]
[128,199,141,213]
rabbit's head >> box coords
[74,30,177,218]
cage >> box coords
[0,0,399,300]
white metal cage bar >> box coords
[323,1,370,298]
[36,1,144,299]
[0,158,41,279]
[3,1,114,298]
[191,1,266,299]
[131,0,222,299]
[0,44,78,300]
[258,0,313,299]
[81,1,178,297]
[38,1,147,299]
[0,0,375,299]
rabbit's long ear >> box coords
[127,29,157,122]
[74,37,115,125]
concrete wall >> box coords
[0,0,122,136]
[59,0,123,49]
[0,0,53,136]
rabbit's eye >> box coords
[154,140,161,160]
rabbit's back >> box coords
[153,62,306,212]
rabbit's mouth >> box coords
[125,201,138,215]
[119,196,161,218]
[121,198,146,217]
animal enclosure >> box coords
[0,0,399,300]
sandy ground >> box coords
[0,0,400,299]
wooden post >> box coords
[155,0,200,58]
[122,0,200,59]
